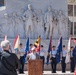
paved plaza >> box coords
[18,71,74,75]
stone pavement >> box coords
[18,71,74,75]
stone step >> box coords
[24,63,71,71]
[18,71,74,75]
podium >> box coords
[28,59,43,75]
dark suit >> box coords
[0,50,20,75]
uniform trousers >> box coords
[40,56,45,71]
[61,57,66,72]
[51,57,57,73]
[19,56,25,73]
[70,57,75,72]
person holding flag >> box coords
[50,46,57,73]
[26,36,40,60]
[61,45,67,73]
[19,43,25,74]
[70,46,75,72]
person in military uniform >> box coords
[19,43,25,74]
[50,46,57,73]
[40,45,45,72]
[70,46,75,72]
[61,45,67,73]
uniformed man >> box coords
[40,45,45,71]
[50,46,57,73]
[70,46,75,72]
[27,47,40,60]
[61,45,67,73]
[19,43,25,74]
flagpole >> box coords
[39,35,41,55]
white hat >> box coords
[31,46,35,51]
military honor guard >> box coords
[70,46,75,72]
[61,45,67,73]
[19,43,25,74]
[40,45,45,71]
[50,46,57,73]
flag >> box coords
[65,37,71,63]
[25,37,29,53]
[24,37,29,63]
[34,36,41,52]
[56,36,62,63]
[48,36,52,52]
[46,36,52,65]
[4,35,7,40]
[73,46,76,63]
[14,35,20,58]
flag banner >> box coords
[65,37,71,63]
[56,37,62,63]
[25,37,29,53]
[46,36,52,65]
[73,46,76,64]
[34,36,41,52]
[34,36,41,47]
[24,37,29,62]
[14,35,20,59]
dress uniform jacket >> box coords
[61,50,67,72]
[40,50,45,71]
[0,50,20,75]
[50,50,57,73]
[19,48,25,73]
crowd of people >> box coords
[0,40,76,75]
